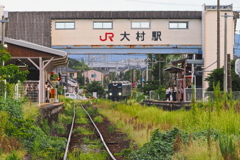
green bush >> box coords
[0,97,24,119]
[93,115,103,123]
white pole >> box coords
[224,13,228,92]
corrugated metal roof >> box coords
[1,36,67,57]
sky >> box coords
[1,0,240,12]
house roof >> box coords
[83,69,102,73]
[164,66,184,73]
[53,67,79,72]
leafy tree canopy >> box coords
[0,45,29,84]
[205,60,240,91]
[68,58,89,71]
[86,81,104,96]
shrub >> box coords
[93,115,103,123]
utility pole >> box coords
[227,54,232,92]
[217,0,220,69]
[159,55,161,85]
[222,13,233,93]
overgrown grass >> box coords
[74,107,89,124]
[95,85,240,159]
[74,127,94,135]
[68,148,108,160]
[22,102,39,120]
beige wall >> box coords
[83,70,103,82]
[51,19,202,46]
[202,8,235,90]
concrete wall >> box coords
[202,5,235,90]
[51,19,202,46]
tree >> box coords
[86,81,104,97]
[205,60,240,91]
[151,54,184,86]
[68,58,89,70]
[0,45,29,84]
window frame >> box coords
[131,21,151,29]
[93,21,113,29]
[91,74,97,78]
[169,21,189,29]
[55,21,75,30]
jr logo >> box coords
[100,33,114,41]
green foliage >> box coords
[51,121,66,135]
[5,151,21,160]
[0,44,29,84]
[0,45,11,63]
[74,127,94,135]
[115,148,132,158]
[205,60,240,91]
[142,80,160,95]
[0,97,67,159]
[93,115,103,123]
[151,54,184,86]
[135,94,145,102]
[0,97,24,119]
[86,107,99,117]
[205,68,224,91]
[219,135,238,159]
[108,126,115,133]
[68,58,90,71]
[39,118,50,135]
[86,81,104,97]
[130,127,185,160]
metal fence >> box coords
[185,88,240,101]
[0,80,39,102]
[148,88,240,101]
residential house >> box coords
[82,70,103,84]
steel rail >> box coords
[63,104,76,160]
[81,105,116,160]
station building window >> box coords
[131,21,150,29]
[55,22,75,30]
[93,22,113,29]
[169,21,188,29]
[91,74,96,78]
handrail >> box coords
[63,104,76,160]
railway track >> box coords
[63,104,129,160]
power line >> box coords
[126,0,240,9]
[125,0,200,7]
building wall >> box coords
[7,11,202,47]
[202,6,235,90]
[83,70,103,82]
[51,19,202,46]
[68,72,77,79]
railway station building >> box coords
[0,4,240,101]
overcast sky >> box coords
[1,0,240,11]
